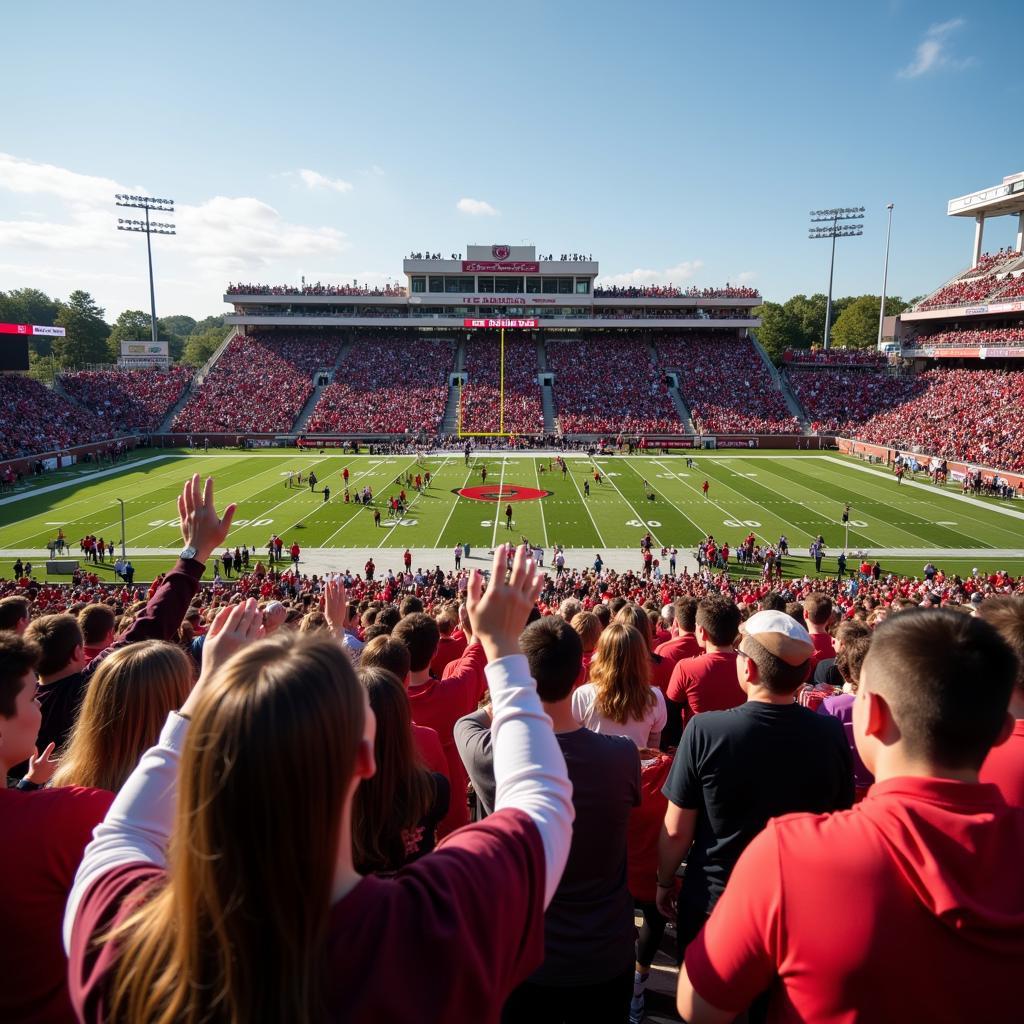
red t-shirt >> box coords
[412,644,487,835]
[980,719,1024,808]
[69,810,546,1024]
[809,631,835,673]
[0,786,113,1024]
[627,754,674,902]
[649,652,674,695]
[412,723,449,781]
[667,651,743,725]
[655,633,702,667]
[430,633,468,679]
[685,778,1024,1023]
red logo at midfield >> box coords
[455,484,551,502]
[491,244,511,260]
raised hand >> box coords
[466,543,542,662]
[322,576,349,638]
[179,599,264,718]
[25,741,58,786]
[177,474,237,565]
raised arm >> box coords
[467,544,574,907]
[64,600,262,952]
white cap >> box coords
[740,610,814,667]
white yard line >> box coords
[564,459,607,548]
[378,457,452,549]
[583,455,662,547]
[652,457,778,548]
[315,459,416,546]
[491,457,508,549]
[434,459,477,548]
[533,457,550,547]
[0,455,177,508]
[619,461,706,541]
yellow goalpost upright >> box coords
[457,326,512,438]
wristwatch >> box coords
[180,545,198,561]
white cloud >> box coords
[735,270,757,284]
[295,168,354,193]
[456,197,498,216]
[596,259,704,288]
[0,152,349,315]
[898,18,972,78]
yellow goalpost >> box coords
[457,326,512,438]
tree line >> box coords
[756,293,917,362]
[0,287,227,377]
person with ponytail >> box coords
[353,666,450,873]
[64,535,574,1024]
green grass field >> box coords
[2,449,1023,581]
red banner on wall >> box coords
[0,322,66,336]
[462,261,539,273]
[463,318,539,328]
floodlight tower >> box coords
[809,207,864,350]
[114,194,176,345]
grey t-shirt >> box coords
[455,712,641,985]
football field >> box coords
[1,449,1022,581]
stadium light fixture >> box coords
[877,203,894,350]
[808,206,864,349]
[115,193,176,345]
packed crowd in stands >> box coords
[787,368,924,434]
[956,248,1022,279]
[854,367,1024,472]
[660,336,801,433]
[782,347,886,365]
[547,339,682,434]
[917,273,1000,309]
[994,273,1024,300]
[593,284,760,299]
[459,337,545,435]
[226,281,406,296]
[60,367,193,432]
[306,337,451,435]
[1,471,1022,1024]
[906,324,1024,349]
[172,333,341,434]
[0,375,112,460]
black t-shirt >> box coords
[456,720,641,985]
[663,701,853,913]
[37,672,88,755]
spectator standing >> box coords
[456,616,641,1022]
[0,633,113,1024]
[676,609,1023,1024]
[658,611,853,960]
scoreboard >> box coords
[0,323,65,371]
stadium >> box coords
[3,22,1024,1016]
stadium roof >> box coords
[948,171,1024,218]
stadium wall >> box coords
[0,437,142,479]
[836,437,1024,489]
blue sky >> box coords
[1,0,1022,319]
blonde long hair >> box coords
[589,623,654,724]
[52,641,193,793]
[105,635,366,1024]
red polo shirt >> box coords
[667,650,743,726]
[685,778,1024,1023]
[808,631,835,673]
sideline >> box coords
[821,457,1024,523]
[0,455,177,508]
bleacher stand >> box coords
[173,333,340,433]
[547,338,682,434]
[660,336,800,433]
[60,367,193,432]
[459,336,544,435]
[306,337,452,435]
[0,375,112,460]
